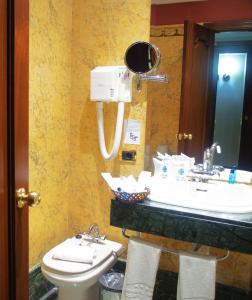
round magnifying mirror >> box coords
[124,41,161,74]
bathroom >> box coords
[0,0,252,299]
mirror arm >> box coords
[136,74,142,91]
[136,73,168,91]
[140,74,168,82]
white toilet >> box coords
[41,234,124,300]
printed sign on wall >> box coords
[123,119,141,145]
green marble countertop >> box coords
[110,199,252,254]
[139,199,252,227]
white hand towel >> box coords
[52,244,95,264]
[177,251,216,300]
[121,237,161,300]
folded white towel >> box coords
[177,251,216,300]
[121,237,161,300]
[52,244,95,264]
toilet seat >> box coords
[41,235,124,300]
[43,241,112,274]
[42,235,124,277]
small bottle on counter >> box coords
[228,168,236,184]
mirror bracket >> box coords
[136,73,168,91]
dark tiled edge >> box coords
[29,264,58,300]
[110,200,252,255]
[113,260,252,300]
[29,260,251,300]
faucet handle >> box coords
[99,234,106,240]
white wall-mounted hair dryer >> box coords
[90,66,132,160]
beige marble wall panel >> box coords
[69,0,151,246]
[29,0,72,266]
[146,25,184,157]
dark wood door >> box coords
[178,21,215,163]
[0,0,29,299]
[12,0,29,299]
[0,0,9,299]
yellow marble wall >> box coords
[146,25,184,159]
[69,0,151,246]
[29,0,151,266]
[29,0,72,266]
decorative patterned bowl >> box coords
[112,188,150,204]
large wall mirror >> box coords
[145,5,252,172]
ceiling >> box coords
[152,0,207,4]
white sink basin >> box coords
[148,177,252,214]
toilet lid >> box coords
[42,237,123,274]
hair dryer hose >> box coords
[96,101,124,160]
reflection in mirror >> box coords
[145,24,252,172]
[124,41,167,91]
[214,52,247,167]
[145,25,184,171]
[124,41,160,73]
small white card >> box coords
[124,119,141,145]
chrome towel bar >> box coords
[122,228,229,262]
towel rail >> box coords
[122,228,229,262]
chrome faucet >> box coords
[86,223,99,238]
[203,142,222,173]
[84,223,106,242]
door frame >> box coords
[212,42,252,169]
[1,0,29,299]
[0,0,9,299]
[203,20,252,145]
[178,19,252,162]
[10,0,29,299]
[205,20,252,32]
[178,21,215,163]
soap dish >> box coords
[112,188,150,204]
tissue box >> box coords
[112,188,150,204]
[153,154,195,179]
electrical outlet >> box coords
[120,150,137,161]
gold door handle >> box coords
[16,188,41,208]
[183,133,193,140]
[176,133,193,141]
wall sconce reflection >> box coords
[218,54,239,76]
[222,73,230,81]
[218,53,247,83]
